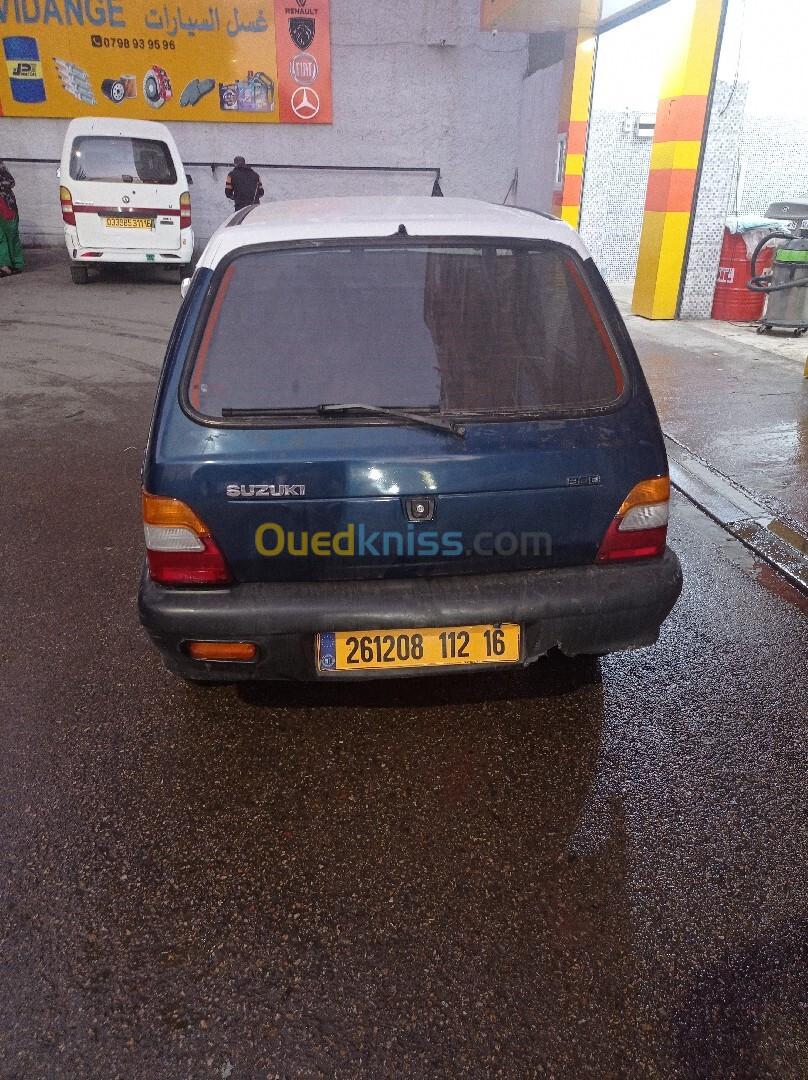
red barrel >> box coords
[711,228,774,321]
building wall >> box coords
[579,108,654,283]
[0,0,529,246]
[737,116,808,216]
[581,81,806,298]
[515,60,564,213]
[582,0,808,309]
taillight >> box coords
[179,191,191,229]
[60,185,76,226]
[596,476,670,562]
[142,490,230,585]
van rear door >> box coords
[66,133,182,251]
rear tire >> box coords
[70,263,89,285]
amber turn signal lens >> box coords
[187,641,257,662]
[617,475,670,517]
[142,491,211,535]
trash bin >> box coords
[711,219,778,321]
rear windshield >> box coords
[68,136,177,185]
[188,244,625,420]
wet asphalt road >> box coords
[624,311,808,532]
[1,251,807,1079]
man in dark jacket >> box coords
[224,156,264,211]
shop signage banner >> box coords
[0,0,331,122]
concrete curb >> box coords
[664,433,808,595]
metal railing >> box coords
[2,157,444,194]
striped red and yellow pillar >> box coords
[479,1,598,230]
[551,24,597,229]
[632,0,727,319]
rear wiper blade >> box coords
[317,403,466,438]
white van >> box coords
[59,117,194,284]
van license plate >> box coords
[105,216,153,229]
[317,624,520,672]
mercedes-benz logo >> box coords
[122,195,130,203]
[291,85,320,120]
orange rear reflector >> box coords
[187,641,257,662]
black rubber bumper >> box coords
[138,550,683,681]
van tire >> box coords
[70,264,89,285]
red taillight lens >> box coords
[596,523,668,562]
[142,490,230,585]
[60,185,76,226]
[179,191,191,229]
[596,476,670,563]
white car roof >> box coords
[198,197,590,267]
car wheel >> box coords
[70,263,89,284]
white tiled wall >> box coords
[579,109,653,284]
[737,116,808,216]
[680,80,748,319]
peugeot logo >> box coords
[291,85,320,120]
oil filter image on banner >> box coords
[3,36,46,103]
[102,77,126,103]
[101,75,136,103]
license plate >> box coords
[105,216,153,229]
[317,624,521,673]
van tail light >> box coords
[596,476,670,563]
[60,186,76,226]
[179,191,191,229]
[142,490,231,585]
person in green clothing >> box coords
[0,160,24,277]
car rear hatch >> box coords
[66,133,182,251]
[149,240,668,584]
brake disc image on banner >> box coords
[143,66,172,108]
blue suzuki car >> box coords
[138,197,682,681]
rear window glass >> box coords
[69,136,177,185]
[188,244,625,419]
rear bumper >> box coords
[138,550,683,681]
[64,226,193,265]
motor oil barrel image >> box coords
[3,36,46,103]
